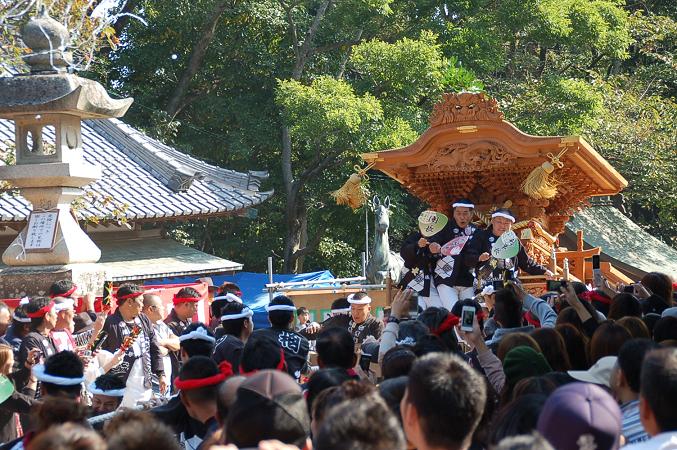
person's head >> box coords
[490,209,515,236]
[311,381,378,439]
[348,292,372,324]
[179,322,215,362]
[315,397,406,450]
[537,383,622,450]
[226,370,310,448]
[652,316,677,343]
[397,319,429,346]
[211,283,243,319]
[172,287,201,321]
[511,376,559,400]
[105,411,182,450]
[378,376,408,424]
[115,284,144,320]
[494,432,554,450]
[176,356,224,423]
[297,306,310,326]
[0,344,13,375]
[589,321,632,364]
[494,288,523,329]
[219,301,254,341]
[382,346,417,379]
[28,422,106,450]
[611,339,658,402]
[555,324,589,370]
[53,297,76,333]
[607,293,642,320]
[267,295,296,329]
[641,272,674,305]
[0,302,10,336]
[556,306,586,335]
[502,347,552,404]
[37,350,84,399]
[142,294,165,323]
[10,304,32,338]
[451,298,486,330]
[402,352,487,450]
[490,394,548,445]
[89,373,125,415]
[49,280,79,299]
[496,333,541,362]
[530,328,571,372]
[240,333,285,374]
[452,199,475,228]
[418,307,460,352]
[316,327,355,369]
[215,375,246,426]
[330,297,351,316]
[305,368,353,415]
[26,296,58,331]
[638,348,677,436]
[616,316,650,339]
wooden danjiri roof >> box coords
[362,92,627,235]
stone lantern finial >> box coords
[21,6,72,73]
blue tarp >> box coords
[146,270,335,329]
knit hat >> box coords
[537,382,622,450]
[226,370,309,448]
[503,346,552,388]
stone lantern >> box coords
[0,8,132,265]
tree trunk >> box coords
[166,0,234,119]
[536,46,548,78]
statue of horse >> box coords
[366,195,404,285]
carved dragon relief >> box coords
[422,141,516,173]
[429,92,504,127]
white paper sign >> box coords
[25,211,59,251]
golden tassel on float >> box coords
[331,163,375,210]
[521,149,567,200]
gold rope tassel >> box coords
[521,149,567,200]
[331,163,375,210]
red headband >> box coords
[580,290,611,305]
[26,301,55,318]
[50,285,77,299]
[173,295,201,305]
[116,292,143,302]
[476,311,488,321]
[524,311,541,328]
[431,314,460,336]
[239,349,286,375]
[174,361,233,391]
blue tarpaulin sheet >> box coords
[146,270,335,329]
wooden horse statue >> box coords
[366,195,404,285]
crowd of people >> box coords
[0,199,675,450]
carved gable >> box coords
[429,92,504,127]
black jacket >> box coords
[433,221,477,288]
[250,327,309,381]
[212,334,244,373]
[0,375,34,443]
[15,332,57,396]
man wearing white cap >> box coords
[464,208,552,287]
[347,292,383,344]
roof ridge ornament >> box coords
[429,92,504,127]
[21,6,72,74]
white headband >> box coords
[12,313,31,323]
[221,307,253,321]
[19,297,29,306]
[266,304,297,312]
[213,293,243,304]
[453,202,475,209]
[53,298,75,312]
[331,307,351,314]
[179,327,215,343]
[88,382,125,397]
[33,364,85,386]
[347,294,372,305]
[491,212,515,222]
[481,285,495,296]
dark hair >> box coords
[589,321,632,363]
[179,323,215,357]
[420,306,460,351]
[32,397,88,433]
[211,282,242,318]
[26,296,52,329]
[305,368,352,414]
[617,316,650,339]
[312,381,377,427]
[641,272,674,306]
[106,412,182,450]
[643,313,662,339]
[177,356,220,405]
[93,373,126,392]
[494,432,554,450]
[116,284,143,306]
[496,333,541,362]
[406,353,487,449]
[640,348,677,432]
[398,319,429,346]
[297,306,308,315]
[618,339,659,393]
[12,304,31,330]
[175,287,200,300]
[314,397,406,450]
[42,351,84,398]
[220,301,248,337]
[382,346,416,379]
[28,422,106,450]
[378,376,408,424]
[268,295,295,328]
[412,334,448,356]
[315,327,354,369]
[556,306,586,335]
[511,376,558,400]
[48,280,77,298]
[240,334,283,373]
[494,289,523,328]
[608,293,642,320]
[530,328,571,372]
[215,375,245,425]
[653,317,677,343]
[490,394,548,445]
[331,297,349,311]
[555,324,589,370]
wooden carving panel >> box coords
[429,93,504,126]
[422,141,516,173]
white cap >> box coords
[491,211,515,222]
[567,356,618,387]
